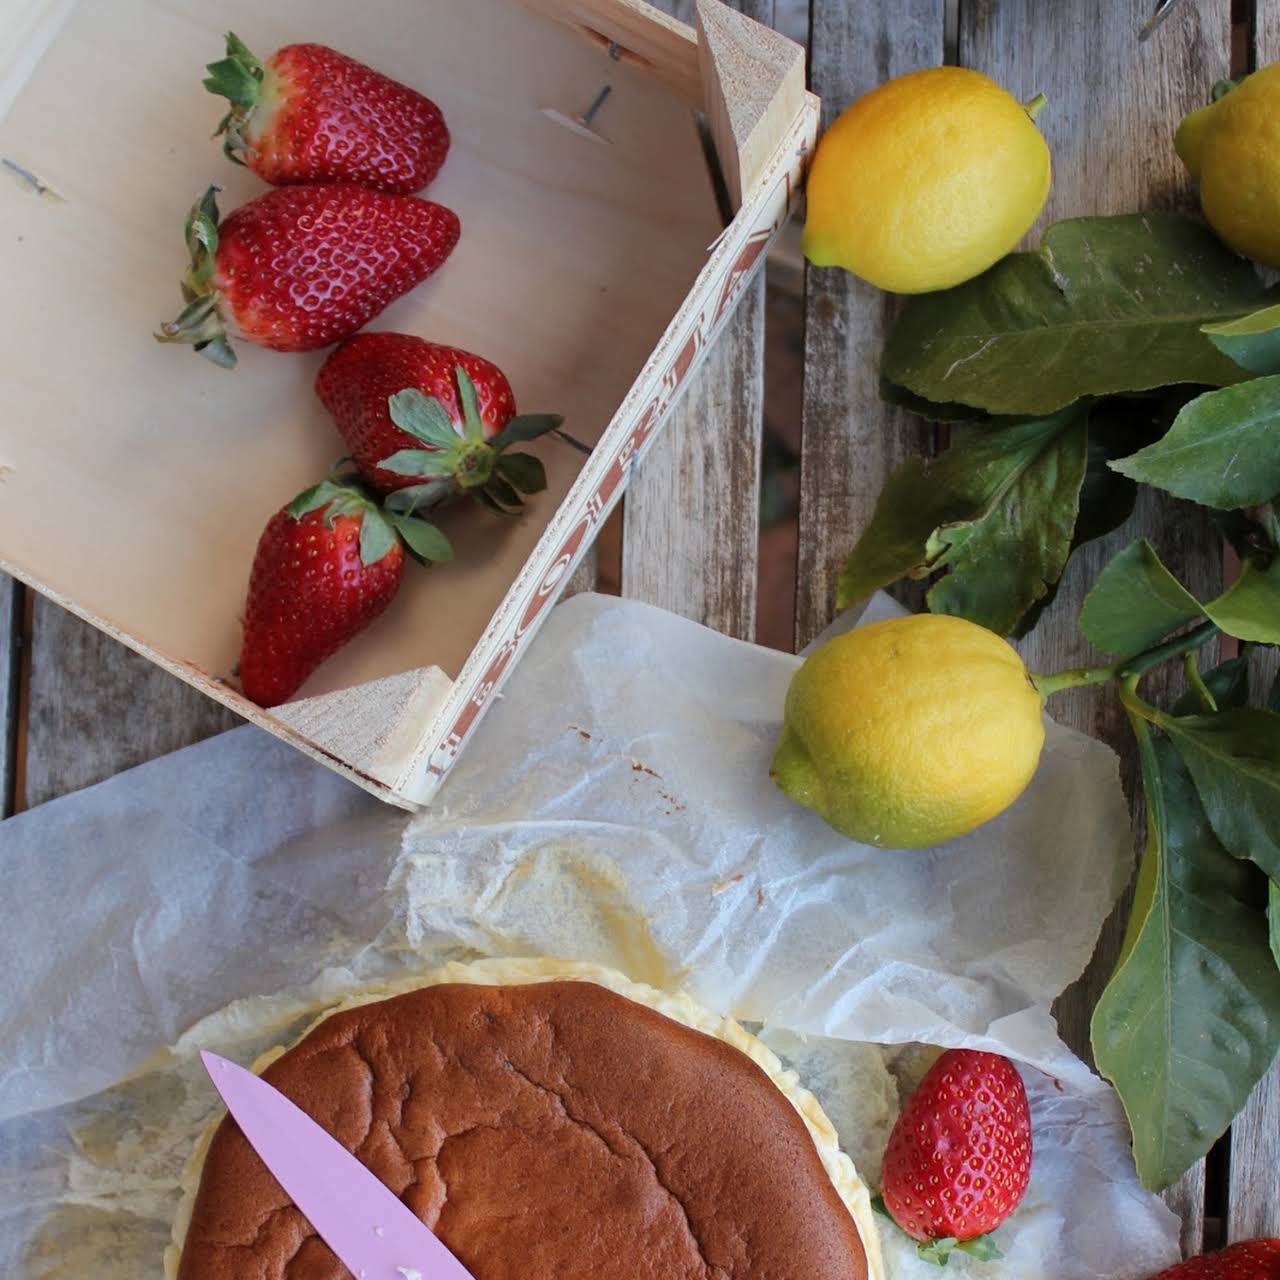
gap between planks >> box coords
[0,575,21,819]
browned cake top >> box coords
[177,980,868,1280]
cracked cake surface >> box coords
[174,964,874,1280]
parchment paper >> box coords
[0,592,1180,1279]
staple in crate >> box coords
[0,0,818,808]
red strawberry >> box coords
[204,33,449,195]
[880,1049,1032,1265]
[239,477,450,707]
[157,185,459,367]
[315,333,565,514]
[1147,1240,1280,1279]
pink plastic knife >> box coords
[200,1051,476,1280]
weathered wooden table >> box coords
[1,0,1276,1260]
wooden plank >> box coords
[21,596,241,811]
[0,574,21,818]
[959,0,1231,1248]
[1226,0,1280,1245]
[1255,0,1279,71]
[1228,1041,1280,1239]
[621,254,765,641]
[620,0,772,640]
[795,1,943,649]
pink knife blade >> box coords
[200,1051,475,1280]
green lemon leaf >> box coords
[388,389,461,449]
[377,449,457,479]
[882,214,1262,416]
[1111,377,1280,509]
[837,407,1086,632]
[1203,559,1280,645]
[1159,707,1280,880]
[1010,405,1148,639]
[925,414,1088,634]
[387,513,453,564]
[357,510,397,566]
[878,378,998,424]
[1272,880,1280,970]
[1212,508,1279,565]
[1203,302,1280,375]
[1074,405,1147,545]
[1091,731,1280,1192]
[1078,540,1204,657]
[490,413,566,451]
[496,452,547,495]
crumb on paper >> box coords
[2,157,66,201]
[756,888,766,908]
[711,874,745,896]
[569,726,591,741]
[630,760,660,779]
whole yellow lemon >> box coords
[802,67,1051,294]
[771,614,1045,850]
[1175,64,1280,268]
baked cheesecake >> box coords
[169,960,881,1280]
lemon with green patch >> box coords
[772,614,1045,849]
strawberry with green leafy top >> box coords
[316,332,564,514]
[156,185,459,367]
[238,477,450,707]
[204,33,450,195]
[879,1048,1032,1265]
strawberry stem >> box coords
[382,380,564,514]
[204,32,265,164]
[155,186,235,368]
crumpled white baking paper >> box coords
[0,592,1180,1278]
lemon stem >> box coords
[1031,621,1218,703]
[1031,666,1115,700]
[1183,652,1218,712]
[1023,92,1048,122]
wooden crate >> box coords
[0,0,817,807]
